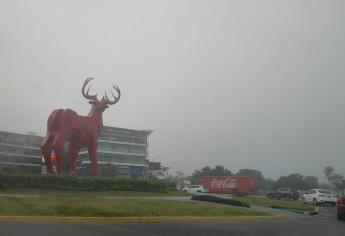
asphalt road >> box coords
[0,206,343,236]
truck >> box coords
[201,176,256,195]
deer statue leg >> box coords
[88,143,99,176]
[68,145,80,176]
[52,136,66,174]
[55,146,64,174]
[40,135,54,174]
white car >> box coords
[302,189,337,206]
[182,185,209,194]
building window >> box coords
[116,144,129,153]
[129,146,146,155]
[98,143,112,151]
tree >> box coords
[190,165,233,184]
[288,173,306,190]
[274,176,289,189]
[274,173,307,190]
[319,182,329,190]
[174,170,184,186]
[175,171,184,180]
[324,166,334,191]
[331,174,344,191]
[265,178,275,190]
[322,167,345,192]
[334,179,345,192]
[303,176,319,189]
[211,165,232,176]
[236,169,263,178]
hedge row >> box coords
[191,194,250,207]
[0,173,176,192]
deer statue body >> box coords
[40,78,121,176]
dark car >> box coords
[337,197,345,220]
[267,188,300,201]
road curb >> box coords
[0,215,285,223]
[304,207,319,215]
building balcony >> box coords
[79,150,146,157]
[98,139,146,147]
[80,160,145,167]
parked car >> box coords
[267,188,300,201]
[337,196,345,220]
[182,185,209,194]
[302,189,337,206]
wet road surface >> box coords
[0,206,343,236]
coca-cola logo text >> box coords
[210,178,237,189]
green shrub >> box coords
[0,173,176,192]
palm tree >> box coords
[324,166,334,191]
[330,174,344,191]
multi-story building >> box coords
[0,131,43,173]
[78,126,153,178]
[0,126,152,178]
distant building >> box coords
[78,126,153,178]
[0,131,43,173]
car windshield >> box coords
[1,1,345,235]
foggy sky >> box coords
[1,0,344,181]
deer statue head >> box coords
[82,78,121,113]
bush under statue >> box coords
[40,78,121,176]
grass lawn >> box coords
[0,188,269,217]
[232,196,315,211]
[0,197,269,217]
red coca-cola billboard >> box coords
[201,176,256,194]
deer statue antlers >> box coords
[82,78,98,101]
[82,78,121,105]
